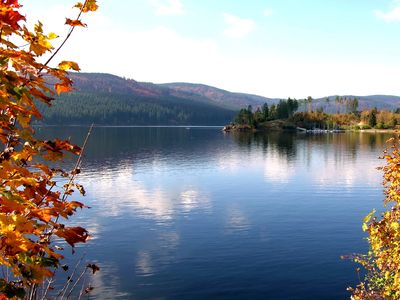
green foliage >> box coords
[37,91,236,125]
[235,107,253,126]
[376,122,388,130]
[233,98,299,128]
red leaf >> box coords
[55,226,89,247]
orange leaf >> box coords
[55,83,72,95]
[29,88,54,103]
[32,208,56,223]
[65,18,87,27]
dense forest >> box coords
[37,91,236,125]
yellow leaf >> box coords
[48,32,58,39]
[74,0,98,12]
[391,222,399,230]
[363,209,376,223]
[58,60,80,71]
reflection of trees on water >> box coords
[231,130,394,169]
[36,126,235,172]
[229,131,393,187]
[231,131,297,162]
[36,126,395,177]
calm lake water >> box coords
[38,127,391,300]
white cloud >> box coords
[149,0,184,16]
[375,2,400,22]
[263,8,273,17]
[19,1,400,99]
[223,13,256,38]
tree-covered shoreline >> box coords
[227,97,400,131]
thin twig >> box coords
[58,253,86,299]
[64,123,94,199]
[40,278,54,300]
[66,266,88,298]
[77,277,87,300]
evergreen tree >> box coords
[262,103,269,121]
[368,107,378,128]
[269,104,277,120]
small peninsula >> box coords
[225,97,399,132]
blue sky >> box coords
[21,0,400,98]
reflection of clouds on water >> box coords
[85,221,101,241]
[151,157,168,173]
[225,207,250,233]
[89,263,131,299]
[179,189,211,213]
[136,251,153,276]
[217,153,242,172]
[129,186,172,220]
[159,231,180,247]
[264,151,295,183]
[84,167,210,220]
[216,151,264,173]
[135,231,180,277]
[180,189,199,209]
[306,145,381,188]
[312,159,379,188]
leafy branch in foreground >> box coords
[348,135,400,300]
[0,0,97,298]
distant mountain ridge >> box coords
[314,95,400,111]
[68,73,277,110]
[68,73,400,111]
[160,82,278,110]
[37,72,400,125]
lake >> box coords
[38,126,390,300]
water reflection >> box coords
[264,150,295,183]
[89,263,130,299]
[225,207,251,233]
[136,251,153,276]
[85,169,211,220]
[37,127,393,300]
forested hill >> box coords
[160,82,277,110]
[37,72,400,125]
[38,73,234,125]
